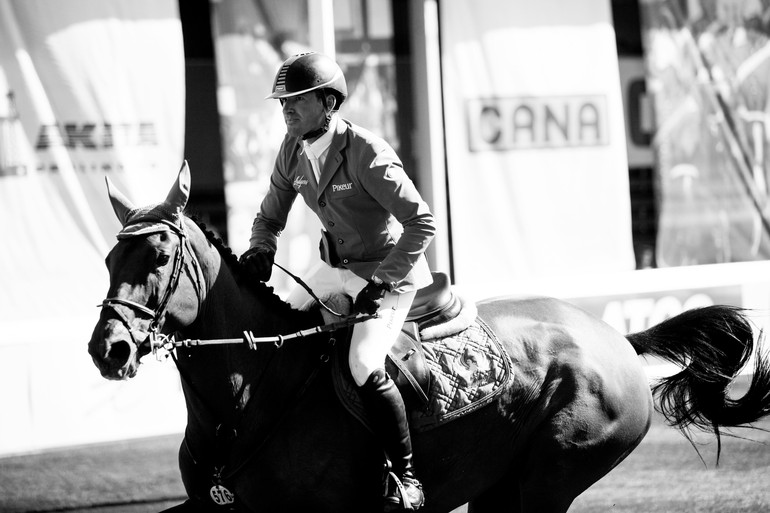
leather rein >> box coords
[98,217,371,357]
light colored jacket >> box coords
[251,119,435,293]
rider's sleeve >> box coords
[360,145,436,291]
[249,139,298,252]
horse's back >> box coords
[476,295,651,412]
[477,295,647,386]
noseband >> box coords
[99,218,205,352]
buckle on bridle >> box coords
[148,332,175,360]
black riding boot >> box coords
[360,368,425,511]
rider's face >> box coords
[281,93,327,139]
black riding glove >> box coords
[239,247,275,282]
[354,280,389,315]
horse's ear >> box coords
[105,176,135,225]
[165,160,191,213]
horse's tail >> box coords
[626,305,770,449]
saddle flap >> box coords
[329,325,431,435]
[330,316,514,435]
[386,322,431,405]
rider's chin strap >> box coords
[301,109,332,140]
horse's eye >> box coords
[157,254,171,267]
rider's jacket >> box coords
[250,118,435,293]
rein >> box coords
[148,313,375,355]
[97,215,372,356]
[273,261,347,318]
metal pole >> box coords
[409,0,453,279]
[308,0,336,58]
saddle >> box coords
[388,272,466,403]
[329,272,513,432]
[407,272,462,331]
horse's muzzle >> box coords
[88,318,141,380]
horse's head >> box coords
[88,162,206,380]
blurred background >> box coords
[1,0,770,504]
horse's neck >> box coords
[185,228,303,340]
[203,271,312,338]
[177,226,323,434]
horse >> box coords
[88,162,770,513]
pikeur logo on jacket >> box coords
[332,182,353,192]
[251,119,435,293]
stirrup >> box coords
[384,470,425,511]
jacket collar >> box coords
[316,118,349,196]
[303,114,338,161]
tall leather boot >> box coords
[360,368,425,511]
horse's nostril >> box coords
[107,340,132,365]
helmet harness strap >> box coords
[302,91,334,140]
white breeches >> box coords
[286,261,416,386]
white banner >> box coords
[0,0,186,455]
[440,0,636,298]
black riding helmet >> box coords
[266,52,347,111]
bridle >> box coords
[98,217,205,353]
[98,216,371,357]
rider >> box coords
[240,52,435,511]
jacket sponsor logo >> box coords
[293,176,308,190]
[332,182,353,192]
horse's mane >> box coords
[187,214,301,317]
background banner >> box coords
[0,0,186,455]
[640,0,770,267]
[440,0,636,298]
